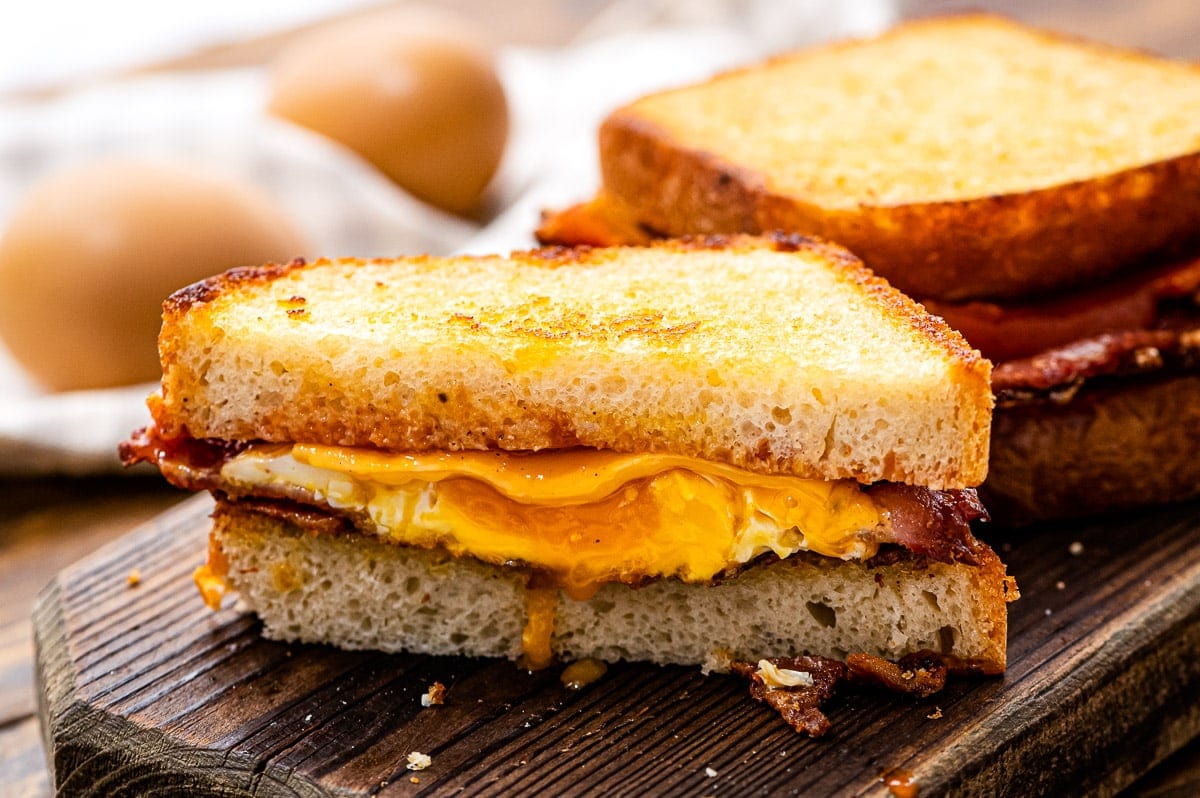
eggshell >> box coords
[268,7,509,216]
[0,159,309,391]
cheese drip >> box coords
[223,444,885,597]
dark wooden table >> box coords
[3,1,1200,795]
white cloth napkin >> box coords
[0,0,893,475]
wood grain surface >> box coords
[6,2,1200,795]
[0,477,184,796]
[31,494,1200,796]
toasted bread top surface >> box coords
[619,14,1200,208]
[157,236,992,487]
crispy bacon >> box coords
[733,651,952,737]
[731,656,846,737]
[866,484,988,565]
[120,427,250,492]
[218,495,352,535]
[125,427,990,567]
[120,427,249,474]
[992,328,1200,406]
[923,255,1200,363]
[846,650,948,698]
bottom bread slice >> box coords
[210,503,1012,673]
[986,374,1200,524]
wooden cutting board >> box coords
[33,494,1200,797]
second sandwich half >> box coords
[122,234,1013,676]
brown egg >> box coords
[0,159,309,391]
[268,6,509,216]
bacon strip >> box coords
[125,428,989,567]
[122,428,244,506]
[120,427,249,478]
[221,495,351,535]
[866,484,988,565]
[992,328,1200,405]
[732,650,951,737]
[923,255,1200,363]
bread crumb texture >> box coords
[214,506,1008,673]
[600,15,1200,301]
[406,752,432,771]
[626,15,1200,206]
[158,237,990,488]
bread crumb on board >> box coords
[407,751,432,771]
[421,682,446,707]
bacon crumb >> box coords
[992,328,1200,404]
[734,651,953,736]
[421,682,446,707]
[731,656,845,737]
[847,651,948,698]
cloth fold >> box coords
[0,0,892,475]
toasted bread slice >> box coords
[211,501,1012,674]
[156,235,991,489]
[596,14,1200,302]
[986,374,1200,523]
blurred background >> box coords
[1,1,1198,794]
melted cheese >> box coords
[220,444,887,669]
[521,588,558,670]
[194,530,229,611]
[222,444,884,594]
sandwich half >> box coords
[122,235,1011,680]
[537,14,1200,523]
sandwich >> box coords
[121,235,1013,734]
[537,14,1200,524]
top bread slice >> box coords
[155,235,991,489]
[598,14,1200,302]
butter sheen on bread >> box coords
[157,235,991,489]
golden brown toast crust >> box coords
[164,258,310,314]
[597,14,1200,302]
[164,233,985,374]
[155,235,992,488]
